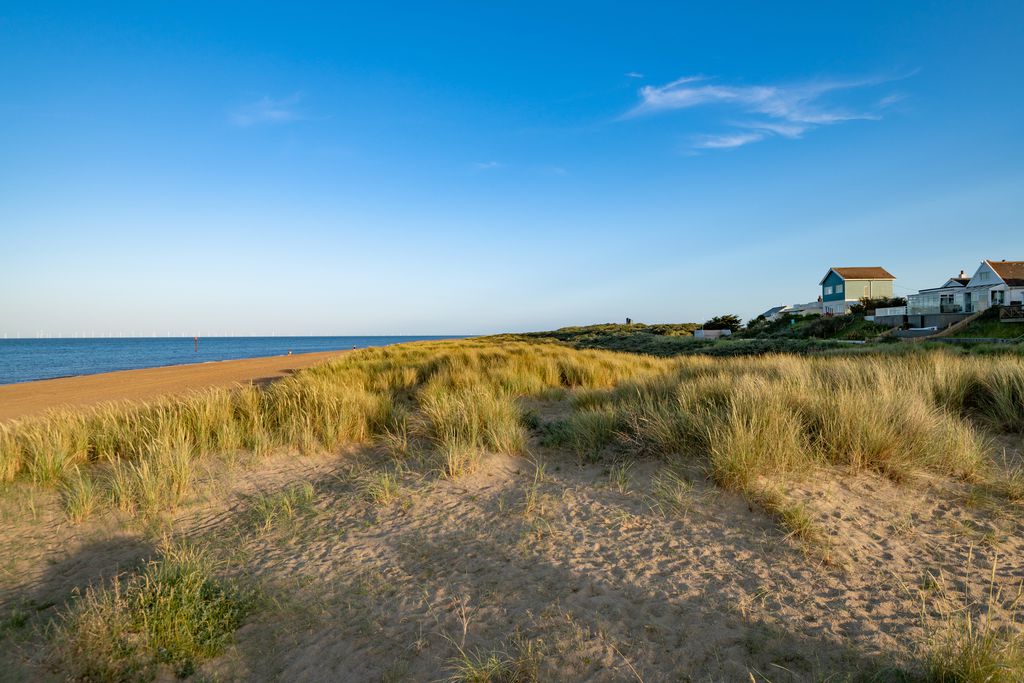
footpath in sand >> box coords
[0,350,349,423]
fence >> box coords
[1000,304,1024,322]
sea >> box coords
[0,336,462,385]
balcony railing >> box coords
[875,306,907,317]
[906,295,966,315]
[1000,304,1024,322]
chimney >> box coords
[959,270,966,279]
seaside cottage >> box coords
[906,260,1024,325]
[962,260,1024,311]
[819,267,896,315]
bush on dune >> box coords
[53,543,252,680]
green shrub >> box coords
[54,544,253,680]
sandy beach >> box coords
[0,350,348,423]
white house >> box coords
[965,260,1024,310]
[907,260,1024,315]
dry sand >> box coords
[2,419,1021,681]
[0,350,349,423]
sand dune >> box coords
[1,341,1021,680]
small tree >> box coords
[746,314,768,330]
[703,314,743,332]
[849,296,907,315]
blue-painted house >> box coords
[819,267,896,315]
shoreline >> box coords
[0,349,351,424]
[0,335,463,385]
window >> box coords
[824,286,833,295]
[836,284,844,293]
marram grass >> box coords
[1,339,1022,522]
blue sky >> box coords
[2,2,1023,336]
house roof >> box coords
[760,305,789,318]
[932,277,971,289]
[819,266,896,285]
[986,260,1024,287]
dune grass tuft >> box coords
[249,480,316,532]
[750,486,822,546]
[446,640,541,683]
[60,466,101,524]
[358,470,405,507]
[607,459,633,493]
[922,560,1024,683]
[104,443,197,518]
[926,614,1024,682]
[562,408,621,462]
[53,543,253,680]
[419,380,526,477]
[0,425,21,483]
[647,468,694,516]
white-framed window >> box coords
[824,286,833,295]
[836,284,844,293]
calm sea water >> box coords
[0,336,461,385]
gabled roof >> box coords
[986,260,1024,287]
[819,266,896,285]
[939,277,971,288]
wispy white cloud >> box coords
[628,75,883,121]
[230,93,306,127]
[625,73,910,151]
[877,93,907,109]
[693,131,765,150]
[472,160,503,171]
[625,71,644,79]
[734,120,808,138]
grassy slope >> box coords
[513,318,1024,359]
[505,318,888,358]
[513,323,701,356]
[949,308,1024,339]
[741,313,891,341]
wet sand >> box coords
[0,350,349,423]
